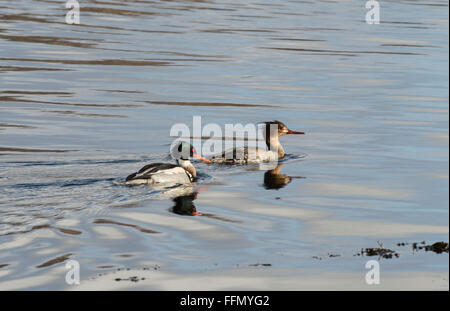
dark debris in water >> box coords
[397,241,449,254]
[354,241,399,259]
[143,264,160,271]
[422,242,449,254]
[100,264,162,282]
[354,240,450,259]
[317,240,449,261]
[248,263,272,267]
[114,276,146,283]
[355,247,399,259]
[312,253,341,260]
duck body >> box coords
[208,121,304,165]
[124,162,194,185]
[209,147,278,164]
[118,142,210,186]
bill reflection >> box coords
[263,163,305,190]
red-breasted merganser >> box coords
[209,120,304,164]
[263,163,305,190]
[120,142,210,185]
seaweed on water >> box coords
[413,241,449,254]
[424,242,449,254]
[115,276,146,282]
[396,241,449,254]
[354,241,399,259]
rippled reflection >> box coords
[263,163,305,190]
[170,191,200,216]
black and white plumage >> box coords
[124,162,194,185]
[117,142,210,186]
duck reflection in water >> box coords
[170,187,241,223]
[263,163,305,190]
[170,191,201,216]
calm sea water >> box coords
[0,0,448,290]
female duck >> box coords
[209,120,304,164]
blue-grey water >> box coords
[0,0,448,290]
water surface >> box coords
[0,0,448,290]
